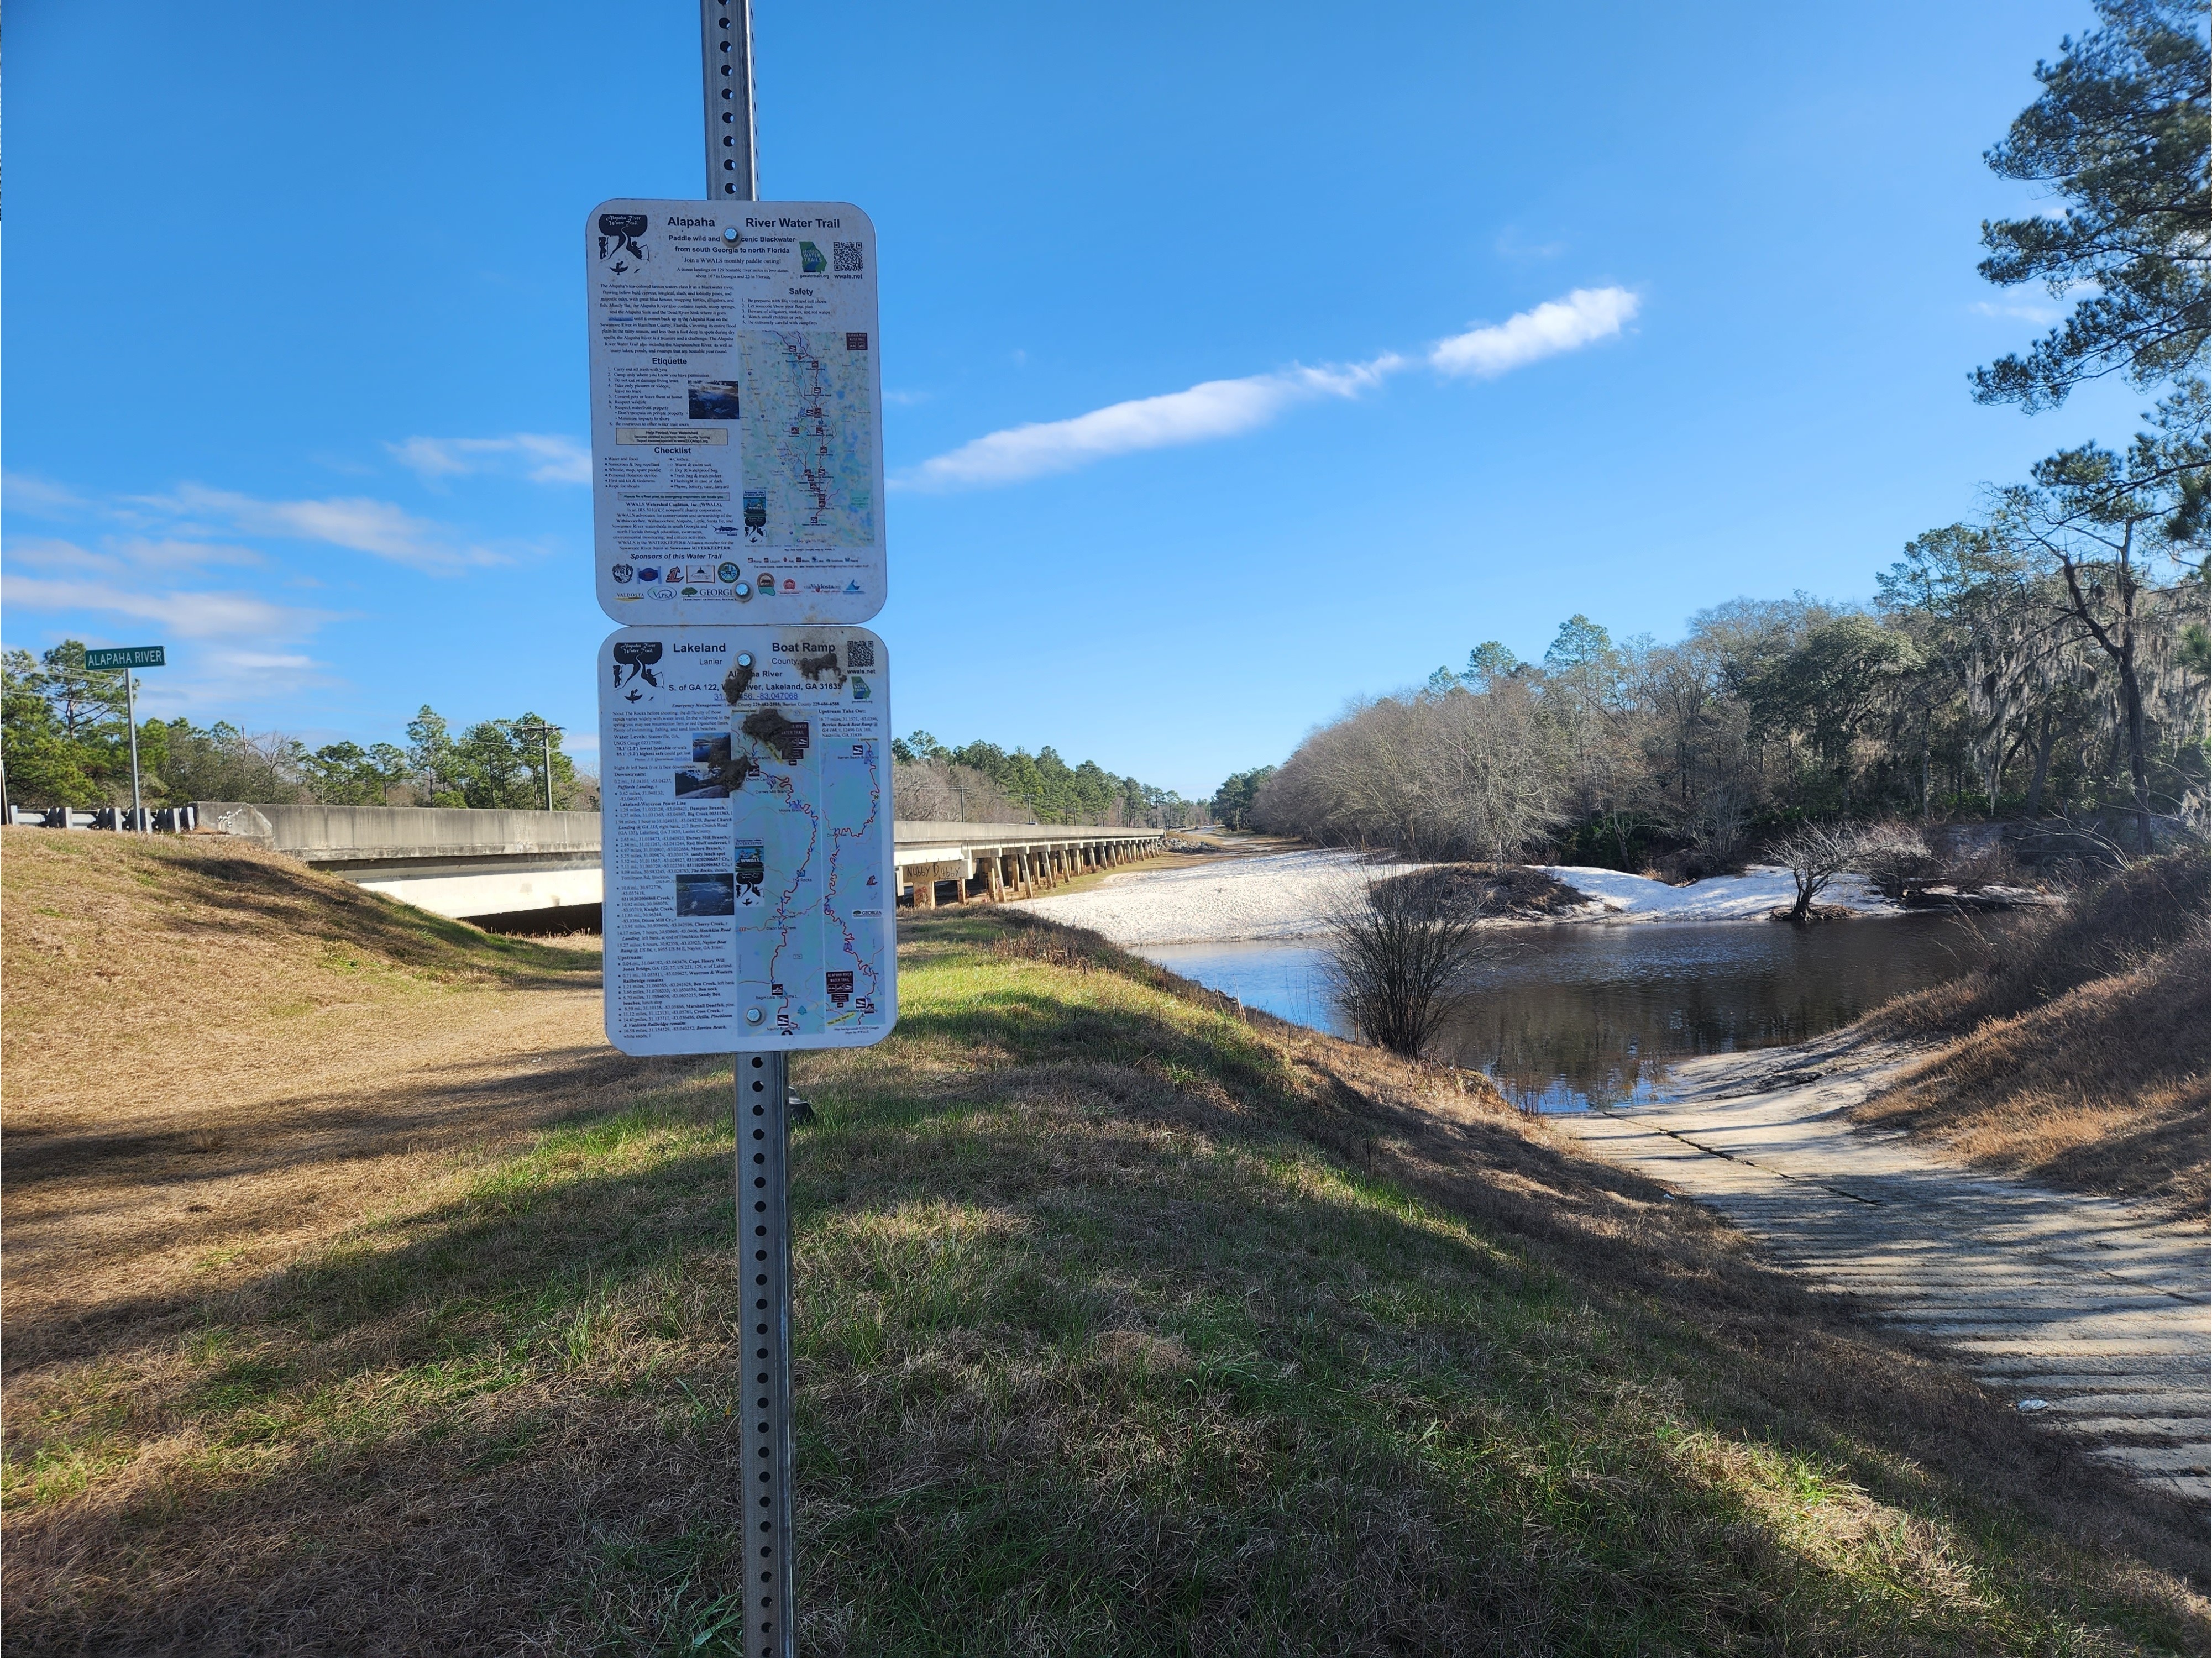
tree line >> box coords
[0,643,588,812]
[1235,1,2208,870]
[892,731,1203,828]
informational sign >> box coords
[586,200,885,628]
[85,646,165,670]
[598,624,895,1055]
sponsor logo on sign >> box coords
[610,563,635,584]
[637,566,661,582]
[717,561,741,583]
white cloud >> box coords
[900,354,1404,491]
[1493,227,1568,261]
[6,533,269,576]
[387,433,591,486]
[140,484,501,573]
[1428,287,1640,379]
[1970,298,2062,325]
[2,473,95,517]
[0,575,332,641]
[899,286,1639,491]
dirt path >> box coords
[1556,1034,2211,1504]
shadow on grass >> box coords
[93,835,606,988]
[3,909,2202,1654]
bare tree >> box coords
[1324,868,1491,1058]
[891,758,1035,823]
[1768,822,1874,924]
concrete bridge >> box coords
[192,803,1167,927]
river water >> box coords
[1139,914,2006,1112]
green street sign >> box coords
[85,646,165,670]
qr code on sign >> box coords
[833,241,863,272]
[845,639,876,669]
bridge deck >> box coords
[188,803,1170,922]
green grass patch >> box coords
[2,909,2200,1654]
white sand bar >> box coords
[1023,849,1897,947]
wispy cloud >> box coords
[1970,298,2062,325]
[1428,287,1640,378]
[1493,227,1568,261]
[387,432,591,487]
[898,286,1638,491]
[0,575,329,642]
[901,356,1403,491]
[138,484,502,573]
[2,473,95,516]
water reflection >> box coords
[1139,915,2005,1112]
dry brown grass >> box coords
[2,837,2205,1653]
[0,830,675,1367]
[1857,847,2210,1219]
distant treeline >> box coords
[0,643,588,811]
[1239,559,2204,875]
[892,731,1202,828]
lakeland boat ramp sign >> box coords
[586,200,884,629]
[596,624,894,1057]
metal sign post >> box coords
[704,0,759,202]
[703,15,793,1651]
[86,646,165,832]
[587,14,899,1647]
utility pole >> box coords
[514,722,562,811]
[700,8,796,1652]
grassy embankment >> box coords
[1856,846,2210,1222]
[2,831,2205,1652]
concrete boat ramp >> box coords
[1558,1038,2211,1504]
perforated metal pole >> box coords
[737,1051,796,1657]
[703,0,758,201]
[704,11,789,1651]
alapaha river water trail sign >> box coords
[586,200,885,629]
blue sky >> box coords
[4,1,2144,796]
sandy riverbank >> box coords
[1021,847,1900,947]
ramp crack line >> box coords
[1586,1107,1882,1206]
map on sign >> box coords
[598,625,894,1055]
[740,331,876,550]
[585,200,884,628]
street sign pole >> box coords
[700,11,795,1653]
[124,670,143,832]
[87,647,164,831]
